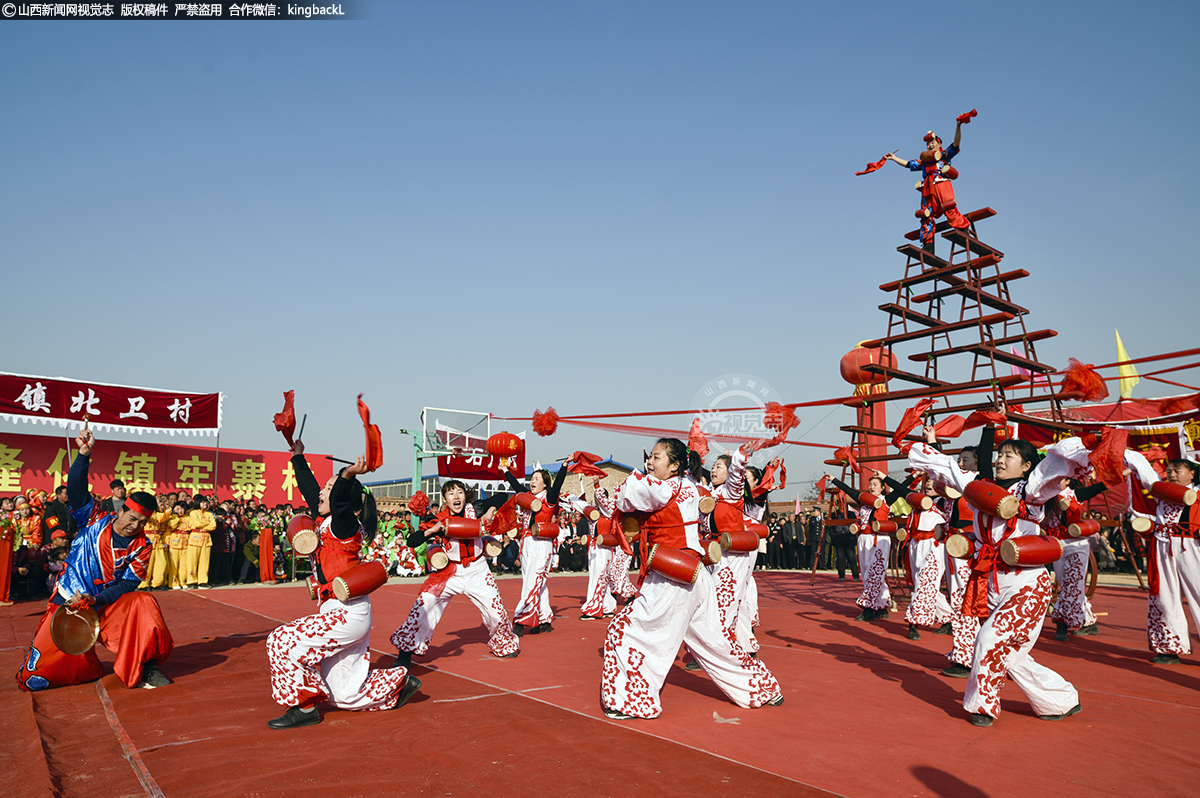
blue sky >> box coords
[2,1,1197,497]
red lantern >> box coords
[840,344,895,386]
[487,431,523,458]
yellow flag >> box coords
[1115,329,1139,399]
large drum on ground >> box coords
[286,515,319,556]
[50,604,99,656]
[332,560,389,601]
[646,544,703,585]
[1000,535,1063,567]
[963,482,1019,519]
[444,517,481,539]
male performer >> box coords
[885,116,970,252]
[16,428,173,691]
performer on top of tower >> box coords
[882,112,974,253]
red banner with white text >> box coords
[0,373,222,435]
[0,431,330,507]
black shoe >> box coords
[873,609,889,621]
[853,610,868,621]
[513,623,527,637]
[268,706,321,729]
[136,661,171,689]
[941,664,971,678]
[684,660,702,671]
[1152,653,1182,665]
[907,624,921,640]
[838,575,845,581]
[503,650,519,659]
[393,651,413,669]
[536,623,553,634]
[393,675,422,709]
[1074,623,1099,637]
[1036,703,1081,722]
[933,623,952,635]
[1055,621,1070,642]
[579,614,598,621]
[603,707,636,720]
[765,694,784,706]
[968,713,993,727]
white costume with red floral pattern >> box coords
[600,471,781,718]
[910,439,1089,720]
[904,507,952,628]
[1126,452,1200,656]
[390,504,519,658]
[267,517,408,711]
[512,488,555,627]
[855,501,892,612]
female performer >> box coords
[829,471,913,621]
[1044,479,1107,641]
[265,441,417,729]
[909,436,1089,726]
[503,464,569,635]
[902,480,951,640]
[390,479,520,665]
[1124,454,1200,665]
[601,438,782,719]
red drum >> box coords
[580,505,601,522]
[50,604,99,655]
[698,495,717,515]
[907,492,933,511]
[1068,519,1101,538]
[620,516,641,540]
[514,493,543,513]
[646,544,702,585]
[719,528,759,552]
[597,530,622,548]
[711,502,744,534]
[933,482,962,500]
[747,520,770,540]
[1130,516,1153,535]
[701,540,722,566]
[1000,535,1064,567]
[1151,481,1198,506]
[305,575,318,601]
[849,522,860,534]
[532,522,560,540]
[483,537,503,558]
[945,534,974,559]
[286,514,319,556]
[871,520,898,535]
[427,547,449,571]
[1057,495,1073,512]
[331,560,388,602]
[895,527,908,542]
[964,481,1019,519]
[444,517,482,539]
[859,492,885,509]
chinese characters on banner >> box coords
[0,373,222,435]
[0,431,331,507]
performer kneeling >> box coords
[390,480,520,665]
[266,442,418,729]
[601,438,782,719]
[17,428,173,691]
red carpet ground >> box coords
[2,573,1197,798]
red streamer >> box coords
[687,418,709,460]
[892,398,935,449]
[1086,428,1129,488]
[567,451,607,479]
[407,491,430,517]
[357,394,383,473]
[763,402,800,447]
[273,390,296,447]
[1062,358,1110,402]
[855,155,889,176]
[956,108,978,124]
